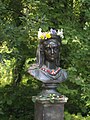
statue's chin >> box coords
[47,58,56,62]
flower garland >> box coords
[38,28,64,40]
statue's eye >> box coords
[53,46,59,51]
[45,47,51,51]
[54,47,57,51]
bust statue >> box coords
[29,29,68,120]
[28,29,67,83]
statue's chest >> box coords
[39,68,61,80]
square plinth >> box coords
[34,100,65,120]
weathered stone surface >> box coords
[34,100,67,120]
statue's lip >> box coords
[50,55,56,57]
[50,56,57,59]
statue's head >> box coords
[36,34,61,68]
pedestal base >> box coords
[34,98,67,120]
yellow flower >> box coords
[46,33,51,39]
[40,35,44,39]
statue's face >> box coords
[44,40,59,62]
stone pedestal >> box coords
[32,82,68,120]
[34,97,67,120]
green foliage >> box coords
[65,112,90,120]
[0,0,90,119]
[0,79,41,120]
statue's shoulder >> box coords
[28,64,49,82]
[28,64,39,76]
[57,68,67,81]
[28,64,39,70]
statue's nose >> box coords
[51,49,54,54]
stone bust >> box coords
[28,29,67,83]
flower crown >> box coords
[38,28,64,40]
